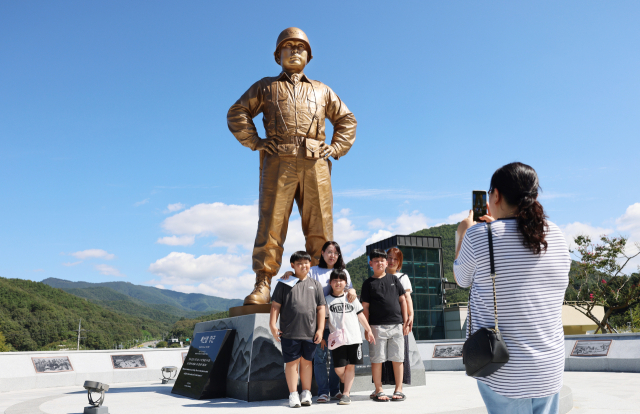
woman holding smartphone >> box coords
[454,162,570,414]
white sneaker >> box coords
[300,390,312,406]
[289,392,301,408]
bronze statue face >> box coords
[279,40,308,74]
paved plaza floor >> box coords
[1,371,638,414]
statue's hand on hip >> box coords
[319,142,335,160]
[255,136,282,155]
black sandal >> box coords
[373,392,390,402]
[391,391,406,402]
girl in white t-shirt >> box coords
[325,269,375,405]
[386,248,414,330]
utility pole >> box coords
[70,319,89,351]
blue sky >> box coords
[1,1,639,299]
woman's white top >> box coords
[391,271,412,293]
[308,266,354,297]
[453,218,570,399]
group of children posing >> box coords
[269,241,413,408]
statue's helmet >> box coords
[274,27,313,65]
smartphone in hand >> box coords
[472,190,488,222]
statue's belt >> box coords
[268,136,324,159]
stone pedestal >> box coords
[193,314,287,402]
[193,315,426,401]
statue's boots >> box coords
[243,272,272,305]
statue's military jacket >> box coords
[227,72,356,159]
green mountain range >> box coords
[41,278,243,322]
[0,277,168,351]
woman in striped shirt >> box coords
[454,162,570,414]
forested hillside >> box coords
[0,277,168,351]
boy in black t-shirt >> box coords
[270,251,326,408]
[361,249,409,402]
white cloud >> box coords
[560,222,614,249]
[148,252,249,285]
[615,203,640,271]
[364,229,394,246]
[147,252,254,298]
[347,229,394,260]
[165,203,186,213]
[334,217,368,243]
[154,284,166,289]
[615,203,640,236]
[161,202,258,250]
[62,261,82,267]
[445,210,470,224]
[95,264,125,277]
[393,211,428,234]
[70,249,115,260]
[560,203,640,272]
[156,235,195,246]
[368,218,386,229]
[134,198,149,207]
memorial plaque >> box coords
[570,340,612,356]
[172,329,235,399]
[433,344,464,358]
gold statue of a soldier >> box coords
[227,28,357,305]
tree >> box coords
[0,331,11,352]
[567,235,640,333]
[155,341,168,348]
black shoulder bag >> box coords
[462,222,510,377]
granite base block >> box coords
[193,314,286,402]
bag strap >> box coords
[467,222,500,335]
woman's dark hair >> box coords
[489,162,548,255]
[329,269,348,282]
[318,241,346,270]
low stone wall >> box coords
[564,333,640,372]
[417,333,640,373]
[0,348,185,393]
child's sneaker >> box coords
[289,392,301,408]
[300,390,312,406]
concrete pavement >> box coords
[2,371,638,414]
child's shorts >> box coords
[281,338,317,363]
[331,343,363,367]
[369,324,404,363]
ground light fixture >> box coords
[83,381,109,414]
[162,366,178,384]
